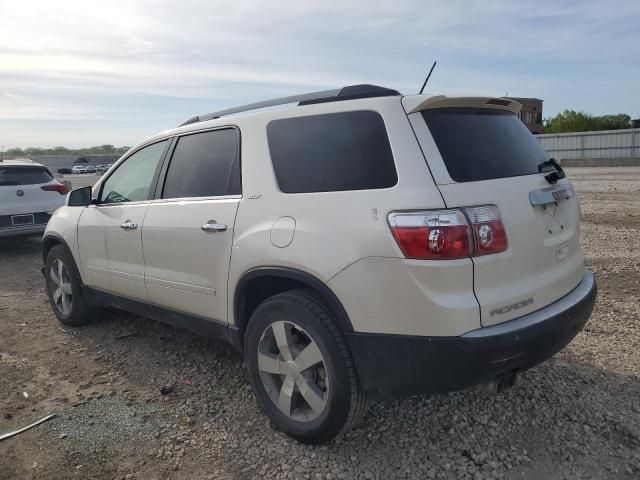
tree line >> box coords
[544,111,640,134]
[3,113,639,151]
[3,144,130,158]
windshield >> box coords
[0,166,53,186]
[421,108,549,183]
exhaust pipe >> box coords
[478,372,519,395]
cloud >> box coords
[0,0,638,147]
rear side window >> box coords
[0,166,53,186]
[267,111,397,193]
[421,108,549,183]
[162,128,240,199]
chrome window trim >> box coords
[148,194,242,204]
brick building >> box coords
[506,97,544,134]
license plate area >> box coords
[11,214,35,226]
[529,185,574,206]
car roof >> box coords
[0,158,46,168]
[179,84,401,127]
[131,90,404,154]
[120,88,524,159]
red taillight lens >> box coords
[41,182,69,195]
[388,206,508,259]
[388,210,472,260]
[463,205,508,255]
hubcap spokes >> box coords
[258,320,328,422]
[50,259,72,315]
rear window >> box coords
[0,166,53,186]
[421,108,548,183]
[267,111,397,193]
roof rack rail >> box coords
[179,84,401,126]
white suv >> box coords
[42,85,597,443]
[0,159,68,237]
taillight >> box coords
[463,205,508,256]
[41,182,69,195]
[388,210,472,260]
[388,206,507,260]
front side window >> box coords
[100,140,167,204]
[162,128,240,199]
[267,111,397,194]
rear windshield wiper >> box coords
[538,158,566,184]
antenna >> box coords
[419,61,437,95]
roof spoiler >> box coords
[404,96,522,114]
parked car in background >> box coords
[85,165,97,173]
[57,167,72,175]
[42,84,597,443]
[0,159,68,237]
[96,164,109,172]
[71,165,88,174]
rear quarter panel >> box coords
[226,97,446,327]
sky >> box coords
[1,0,639,148]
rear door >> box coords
[407,100,584,326]
[142,127,241,321]
[77,140,169,299]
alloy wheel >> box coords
[257,320,328,422]
[50,259,73,315]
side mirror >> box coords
[67,186,93,207]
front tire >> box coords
[244,289,367,444]
[45,245,99,326]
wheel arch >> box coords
[42,233,67,263]
[42,234,85,284]
[233,267,354,347]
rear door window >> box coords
[162,128,240,199]
[421,108,549,183]
[0,167,53,186]
[267,111,397,193]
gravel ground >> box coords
[1,166,639,480]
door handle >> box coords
[201,220,227,233]
[120,221,138,230]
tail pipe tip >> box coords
[478,371,519,395]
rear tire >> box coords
[45,245,99,326]
[244,289,367,444]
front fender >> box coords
[43,206,86,281]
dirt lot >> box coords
[1,167,639,480]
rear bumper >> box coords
[346,271,597,400]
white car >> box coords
[0,159,68,237]
[71,165,88,174]
[42,85,597,443]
